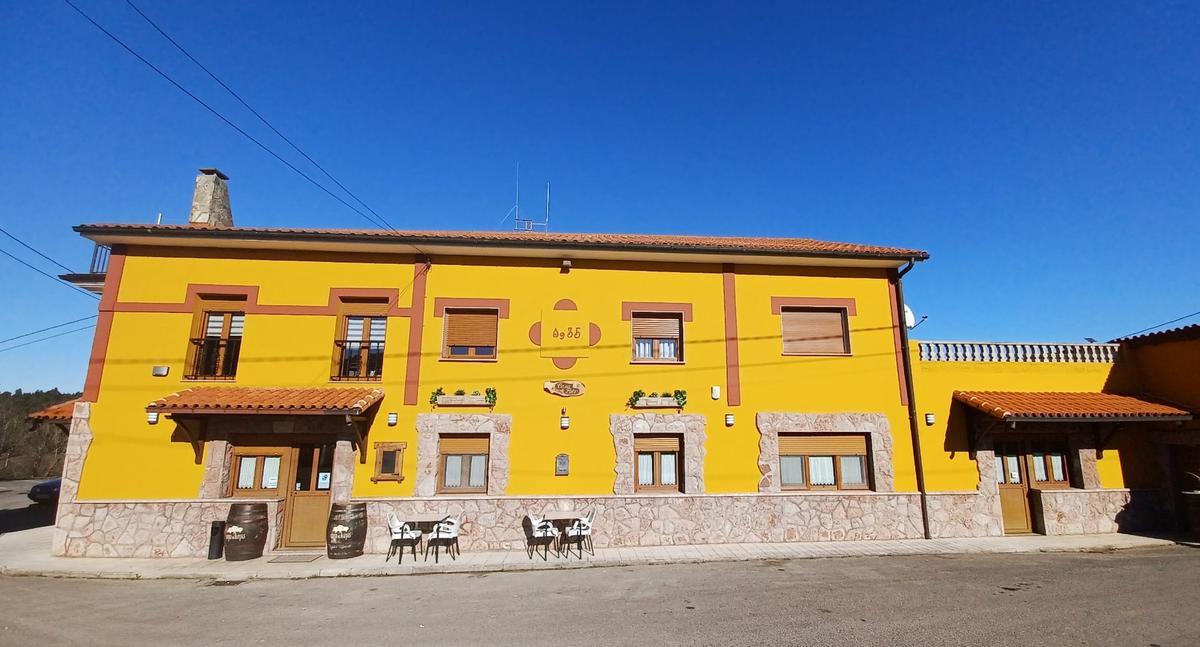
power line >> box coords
[0,324,96,354]
[0,248,100,300]
[0,225,76,273]
[123,0,397,232]
[1114,308,1200,340]
[0,315,99,345]
[62,0,394,233]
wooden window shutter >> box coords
[444,310,499,346]
[781,308,849,354]
[634,435,682,452]
[439,435,490,454]
[778,434,867,456]
[340,298,390,317]
[631,314,681,339]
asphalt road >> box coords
[1,546,1197,646]
[0,479,55,534]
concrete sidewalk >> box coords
[0,525,1181,581]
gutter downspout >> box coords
[893,258,931,540]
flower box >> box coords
[633,396,681,409]
[436,395,491,407]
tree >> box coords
[0,389,79,480]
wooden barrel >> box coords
[224,503,269,561]
[326,502,367,559]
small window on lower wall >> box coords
[1029,440,1071,488]
[372,442,407,483]
[778,434,870,490]
[634,435,683,493]
[229,449,285,497]
[438,435,489,494]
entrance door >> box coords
[995,441,1033,534]
[283,443,334,547]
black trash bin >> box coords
[208,520,226,560]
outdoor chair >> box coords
[385,512,422,564]
[561,509,595,559]
[425,516,460,563]
[523,514,558,561]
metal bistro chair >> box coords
[425,516,461,563]
[523,514,558,561]
[386,512,423,564]
[561,509,595,559]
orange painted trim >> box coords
[115,285,413,316]
[769,296,857,316]
[886,279,909,407]
[722,264,741,407]
[620,302,694,321]
[82,249,127,401]
[553,298,577,310]
[431,297,511,318]
[403,260,431,405]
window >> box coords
[229,449,285,497]
[442,309,499,360]
[372,442,406,483]
[438,435,489,493]
[1029,441,1071,488]
[634,435,683,492]
[333,304,388,380]
[188,309,245,379]
[631,313,683,362]
[778,434,870,490]
[780,307,850,355]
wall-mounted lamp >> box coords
[387,412,398,426]
[724,413,735,427]
[147,411,160,425]
[561,259,572,273]
[151,365,170,377]
[924,413,936,426]
[711,385,721,400]
[560,408,571,430]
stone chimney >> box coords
[188,168,233,227]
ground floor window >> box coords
[995,438,1074,489]
[373,441,407,483]
[778,434,870,490]
[634,435,683,492]
[438,435,489,494]
[229,448,286,497]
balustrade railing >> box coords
[917,340,1118,363]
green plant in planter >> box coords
[662,388,674,398]
[454,389,467,396]
[471,390,481,396]
[673,389,688,408]
[648,392,659,398]
[627,389,646,408]
[485,387,498,406]
[429,387,445,406]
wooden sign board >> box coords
[544,380,586,397]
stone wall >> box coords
[1032,488,1165,535]
[924,446,1004,538]
[357,492,926,553]
[53,499,284,558]
[755,412,895,493]
[414,413,512,497]
[610,413,706,494]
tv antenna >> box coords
[502,163,550,232]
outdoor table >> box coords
[541,511,582,557]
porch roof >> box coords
[953,390,1192,423]
[146,386,384,416]
[27,398,80,422]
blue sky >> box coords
[1,1,1198,391]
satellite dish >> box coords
[904,304,917,329]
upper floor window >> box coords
[442,308,498,360]
[780,307,850,356]
[631,313,683,363]
[333,300,388,381]
[778,434,870,490]
[188,309,244,379]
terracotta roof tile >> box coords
[1112,323,1200,346]
[27,399,80,422]
[146,387,384,415]
[953,391,1191,422]
[75,224,928,260]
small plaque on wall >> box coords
[555,453,569,476]
[544,380,586,397]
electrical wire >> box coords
[0,315,99,345]
[0,324,96,353]
[0,248,100,299]
[0,225,76,273]
[1114,308,1200,340]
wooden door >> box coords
[283,444,335,548]
[996,441,1032,534]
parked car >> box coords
[27,478,61,505]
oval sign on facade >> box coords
[544,380,586,397]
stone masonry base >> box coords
[1033,488,1164,535]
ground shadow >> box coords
[0,504,56,534]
